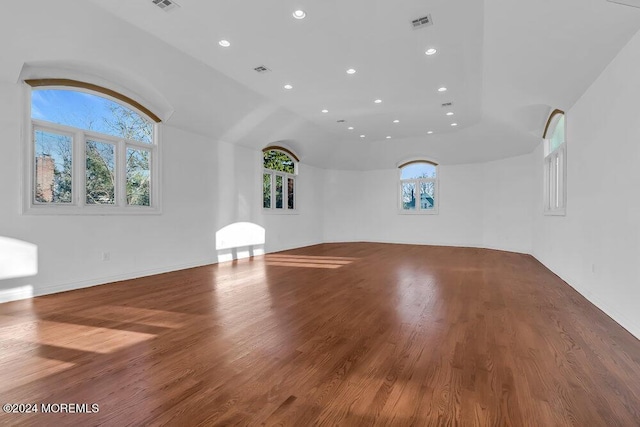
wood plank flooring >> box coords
[1,243,640,426]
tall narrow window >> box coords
[262,147,298,212]
[25,79,160,214]
[399,161,438,214]
[543,110,566,215]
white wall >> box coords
[532,29,640,339]
[262,162,325,252]
[323,170,366,243]
[324,155,534,254]
[482,154,534,253]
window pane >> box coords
[86,140,115,205]
[263,150,295,173]
[401,182,416,210]
[126,148,151,206]
[400,162,436,179]
[420,181,435,210]
[554,156,560,208]
[288,177,295,210]
[34,129,72,203]
[32,89,153,143]
[546,158,552,209]
[263,174,271,208]
[557,151,564,209]
[275,175,283,209]
[549,115,565,152]
[420,181,436,209]
[549,156,557,209]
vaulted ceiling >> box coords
[6,0,640,169]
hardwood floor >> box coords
[1,243,640,426]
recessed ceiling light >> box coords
[425,48,437,55]
[292,10,306,19]
[427,131,434,134]
[451,123,458,126]
[393,119,400,123]
[360,134,366,138]
[386,136,392,139]
[446,112,454,116]
[218,40,230,48]
[284,84,293,90]
[346,68,356,75]
[374,99,382,104]
[321,109,328,113]
[438,87,447,92]
[348,126,354,130]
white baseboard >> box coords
[0,285,35,302]
[0,256,217,304]
[531,256,640,341]
[266,239,324,255]
[1,240,327,304]
[322,237,532,255]
[585,291,640,341]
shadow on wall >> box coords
[215,222,265,263]
[0,237,38,302]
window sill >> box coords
[398,209,439,215]
[23,205,162,216]
[262,209,299,215]
[544,209,566,216]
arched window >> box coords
[398,160,438,214]
[543,109,566,215]
[262,146,298,211]
[25,79,160,213]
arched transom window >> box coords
[25,79,160,213]
[262,147,298,212]
[399,160,438,214]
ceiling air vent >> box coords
[253,66,271,73]
[411,14,433,29]
[441,102,453,108]
[607,0,640,8]
[152,0,180,12]
[336,120,346,123]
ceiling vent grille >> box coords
[253,66,271,73]
[152,0,180,12]
[411,14,433,29]
[441,102,453,108]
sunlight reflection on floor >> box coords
[265,254,357,269]
[0,319,156,354]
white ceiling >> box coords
[6,0,640,169]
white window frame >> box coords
[543,110,566,216]
[262,149,298,214]
[398,161,439,215]
[22,84,162,215]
